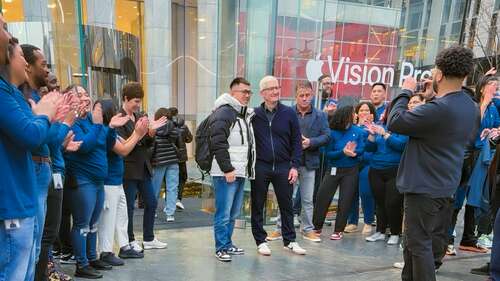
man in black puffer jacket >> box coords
[151,108,180,223]
[169,107,193,210]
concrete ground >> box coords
[62,223,490,281]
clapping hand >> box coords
[343,141,357,157]
[109,113,130,129]
[134,116,149,137]
[30,91,63,122]
[92,103,103,124]
[62,131,82,152]
[149,116,167,130]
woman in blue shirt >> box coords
[64,87,129,278]
[97,99,149,265]
[312,105,365,240]
[364,103,408,246]
[345,102,376,234]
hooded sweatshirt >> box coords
[209,93,256,179]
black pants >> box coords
[449,204,477,245]
[178,162,188,201]
[313,166,359,233]
[369,167,403,235]
[35,183,63,281]
[251,165,296,246]
[402,193,453,281]
[56,180,73,255]
[313,152,328,205]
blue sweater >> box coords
[64,115,109,181]
[29,90,51,158]
[0,79,51,219]
[365,126,408,170]
[105,129,124,186]
[326,125,365,168]
[253,102,302,171]
[48,123,71,174]
[475,103,500,149]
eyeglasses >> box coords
[234,89,252,95]
[262,86,281,92]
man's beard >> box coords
[322,89,330,99]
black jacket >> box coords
[387,89,479,198]
[116,109,154,180]
[152,120,179,166]
[176,119,193,163]
[209,104,239,173]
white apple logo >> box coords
[306,54,324,82]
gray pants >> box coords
[277,167,316,233]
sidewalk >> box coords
[65,225,490,281]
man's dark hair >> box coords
[230,77,250,89]
[435,45,474,79]
[371,82,386,91]
[154,107,171,121]
[330,105,354,131]
[122,81,144,101]
[295,80,313,93]
[318,74,331,83]
[20,44,41,65]
[475,75,498,102]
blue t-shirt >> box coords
[105,128,124,186]
[475,103,500,149]
[365,125,408,169]
[326,125,365,168]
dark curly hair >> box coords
[435,45,474,79]
[330,105,354,131]
[475,74,498,103]
[355,101,376,116]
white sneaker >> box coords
[366,232,386,242]
[285,242,306,255]
[130,240,143,253]
[257,243,271,256]
[387,235,400,245]
[393,262,404,269]
[176,201,185,210]
[143,238,167,250]
[166,215,175,222]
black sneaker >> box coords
[470,263,490,276]
[215,250,232,262]
[89,259,112,270]
[100,252,124,266]
[60,254,76,264]
[227,246,245,255]
[119,247,144,259]
[75,265,103,279]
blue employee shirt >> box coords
[29,90,51,158]
[326,125,365,168]
[375,103,386,123]
[105,128,124,186]
[64,115,109,181]
[0,79,51,219]
[365,126,408,170]
[475,103,500,149]
[48,122,71,174]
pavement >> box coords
[61,221,491,281]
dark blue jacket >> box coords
[388,89,479,198]
[365,125,408,170]
[105,126,124,186]
[253,102,302,171]
[295,106,330,169]
[0,79,51,219]
[64,115,110,181]
[48,123,70,174]
[326,125,365,168]
[28,90,51,158]
[467,139,492,219]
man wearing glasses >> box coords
[251,75,306,256]
[209,77,256,262]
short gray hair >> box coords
[259,75,278,92]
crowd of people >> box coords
[206,45,500,281]
[0,9,499,281]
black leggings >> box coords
[313,166,359,233]
[369,167,403,235]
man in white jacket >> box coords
[209,77,256,262]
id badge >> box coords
[331,167,337,176]
[4,219,20,230]
[53,173,63,190]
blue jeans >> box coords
[152,164,179,216]
[0,216,37,281]
[213,176,245,252]
[491,209,500,280]
[68,177,104,267]
[348,166,375,225]
[124,177,157,242]
[34,162,52,261]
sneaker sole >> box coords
[119,254,144,259]
[284,247,306,255]
[458,245,489,253]
[143,246,167,250]
[257,251,271,256]
[227,252,245,256]
[74,273,103,279]
[215,255,232,262]
[265,237,282,241]
[303,237,321,243]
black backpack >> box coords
[195,114,214,173]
